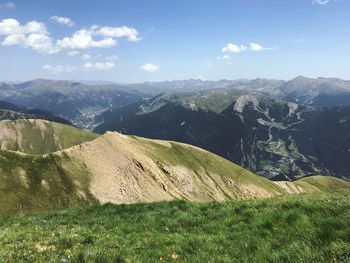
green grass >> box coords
[296,176,350,192]
[138,88,247,115]
[0,119,99,154]
[0,150,97,213]
[0,191,349,262]
[186,89,246,114]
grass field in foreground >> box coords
[0,191,349,263]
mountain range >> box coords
[1,76,349,183]
[130,76,350,107]
[1,76,350,130]
[0,79,149,129]
[0,101,72,125]
[1,119,349,213]
[94,88,350,181]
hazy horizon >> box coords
[2,75,350,85]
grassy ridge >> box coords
[0,150,97,213]
[0,191,349,262]
[94,88,350,181]
[0,119,98,154]
[296,176,350,192]
[1,129,350,213]
[135,136,285,196]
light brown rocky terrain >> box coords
[1,120,350,212]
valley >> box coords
[0,79,152,130]
[2,77,349,182]
[1,1,349,262]
[0,80,349,263]
[1,120,349,214]
[94,88,350,181]
[1,76,350,130]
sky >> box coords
[0,0,349,83]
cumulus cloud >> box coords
[83,62,115,70]
[222,43,247,53]
[312,0,330,5]
[50,16,75,27]
[0,19,47,35]
[94,25,142,42]
[141,63,159,72]
[0,18,141,54]
[56,25,141,50]
[0,2,15,9]
[43,64,76,74]
[68,50,79,56]
[106,55,118,61]
[249,42,279,51]
[56,29,116,50]
[24,33,60,54]
[0,18,59,54]
[81,53,91,60]
[221,42,278,54]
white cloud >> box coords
[50,16,74,27]
[0,2,15,9]
[250,42,279,51]
[68,50,79,56]
[0,18,141,54]
[250,43,264,51]
[57,25,141,51]
[312,0,330,5]
[43,64,76,74]
[83,63,93,70]
[94,25,142,42]
[0,18,59,54]
[141,63,159,72]
[81,53,91,60]
[222,43,247,53]
[206,62,213,68]
[23,33,60,54]
[56,29,116,50]
[0,19,47,35]
[44,62,114,73]
[106,55,118,61]
[221,42,278,54]
[217,55,231,60]
[83,62,115,70]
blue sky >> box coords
[0,0,349,82]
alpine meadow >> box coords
[0,0,350,262]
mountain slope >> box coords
[2,76,349,129]
[276,76,350,106]
[69,132,286,204]
[0,130,283,213]
[0,101,72,125]
[94,89,350,180]
[128,76,350,107]
[0,119,98,154]
[0,79,151,129]
[1,120,350,213]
